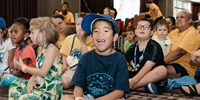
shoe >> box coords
[145,83,157,94]
[181,84,199,96]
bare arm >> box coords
[74,85,84,98]
[141,12,150,15]
[164,47,187,64]
[14,45,59,77]
[13,58,31,77]
[7,48,16,74]
[92,90,124,100]
[191,49,200,63]
[76,31,88,54]
[164,44,171,57]
[62,54,68,73]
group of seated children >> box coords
[1,10,200,100]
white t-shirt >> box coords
[0,38,15,69]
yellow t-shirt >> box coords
[59,11,75,26]
[60,34,95,69]
[168,26,200,77]
[152,36,172,53]
[55,33,65,50]
[149,3,163,19]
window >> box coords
[114,0,140,22]
[173,0,191,18]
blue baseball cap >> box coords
[0,17,6,28]
[81,13,118,35]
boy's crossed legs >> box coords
[129,65,168,90]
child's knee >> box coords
[62,77,72,89]
[61,95,74,100]
[157,66,167,76]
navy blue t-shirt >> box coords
[125,39,165,75]
[71,50,129,98]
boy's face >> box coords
[135,21,153,40]
[156,25,168,38]
[92,21,118,55]
[126,30,135,42]
[197,26,200,34]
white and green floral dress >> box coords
[8,48,62,100]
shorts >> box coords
[168,63,189,77]
[62,67,77,79]
[0,71,25,87]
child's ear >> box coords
[113,33,118,42]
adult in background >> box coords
[165,11,200,78]
[59,2,74,26]
[141,0,163,25]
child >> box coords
[0,17,36,94]
[0,17,16,73]
[124,27,137,52]
[152,19,172,57]
[103,7,110,15]
[125,18,168,94]
[197,25,200,34]
[9,17,62,100]
[61,14,129,100]
[60,12,95,89]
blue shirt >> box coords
[71,50,129,98]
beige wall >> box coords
[37,0,80,17]
[158,0,174,18]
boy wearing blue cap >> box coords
[61,14,129,100]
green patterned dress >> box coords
[8,48,62,100]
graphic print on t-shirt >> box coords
[0,46,5,63]
[87,73,115,98]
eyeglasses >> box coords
[136,25,151,30]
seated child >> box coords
[197,25,200,34]
[124,27,137,53]
[0,17,36,94]
[0,17,16,73]
[60,12,95,89]
[152,19,172,57]
[61,14,129,100]
[125,18,168,94]
[9,17,62,100]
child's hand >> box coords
[13,57,24,70]
[77,30,86,43]
[191,52,198,63]
[27,79,37,93]
[129,78,137,90]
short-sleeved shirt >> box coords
[152,36,172,53]
[60,34,95,69]
[0,38,15,67]
[149,3,163,19]
[125,39,165,75]
[55,33,65,50]
[168,26,200,77]
[124,40,134,51]
[14,45,36,80]
[59,11,74,26]
[71,50,129,98]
